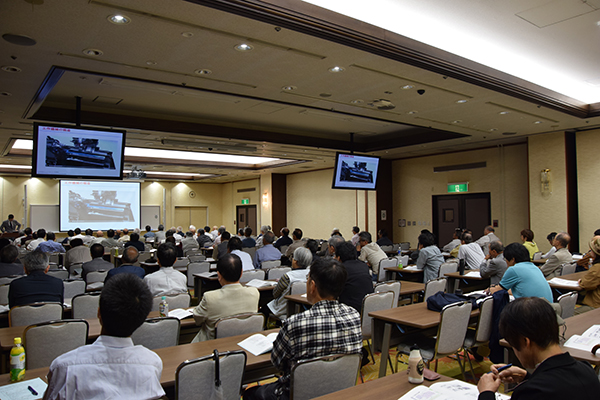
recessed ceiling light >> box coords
[146,60,157,65]
[328,66,344,73]
[282,86,297,91]
[401,85,414,90]
[533,121,543,124]
[194,69,212,75]
[1,66,21,73]
[181,32,194,38]
[235,43,253,51]
[489,128,497,131]
[82,48,103,56]
[452,120,462,124]
[107,14,131,25]
[350,99,363,104]
[456,99,468,103]
[0,165,31,169]
[408,110,418,114]
[499,111,510,115]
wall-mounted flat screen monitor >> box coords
[59,180,141,232]
[32,122,126,179]
[332,152,380,190]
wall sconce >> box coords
[541,169,552,195]
[262,191,269,207]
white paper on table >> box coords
[0,304,10,314]
[238,332,279,356]
[402,265,419,271]
[582,324,600,339]
[463,271,481,278]
[0,377,48,400]
[196,271,218,279]
[572,254,583,260]
[547,278,580,288]
[563,334,600,352]
[245,279,277,288]
[168,308,193,320]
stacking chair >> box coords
[267,267,291,281]
[239,269,265,283]
[438,261,458,278]
[463,296,494,378]
[188,254,206,263]
[48,252,61,266]
[242,247,256,259]
[400,242,410,251]
[214,313,265,339]
[396,301,472,380]
[380,245,393,253]
[557,291,578,319]
[260,260,281,270]
[279,245,289,257]
[9,302,63,327]
[0,284,10,306]
[424,277,447,301]
[63,280,86,301]
[290,353,361,400]
[151,293,191,312]
[85,270,108,291]
[374,281,401,307]
[378,258,399,282]
[560,262,577,276]
[0,276,19,286]
[173,258,190,269]
[361,291,395,364]
[184,248,200,258]
[398,255,409,266]
[131,317,180,350]
[137,251,153,264]
[47,269,69,280]
[71,293,101,319]
[175,350,247,400]
[186,262,210,288]
[68,262,83,277]
[533,251,542,261]
[24,319,89,369]
[290,281,307,295]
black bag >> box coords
[426,291,479,312]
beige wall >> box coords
[392,144,529,248]
[528,132,568,253]
[286,168,377,240]
[220,178,262,233]
[576,129,600,250]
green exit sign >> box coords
[447,183,468,193]
[241,198,250,205]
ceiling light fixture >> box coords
[181,32,194,38]
[194,69,212,75]
[489,128,497,131]
[533,121,542,124]
[401,85,414,89]
[235,43,253,51]
[107,14,131,24]
[146,60,157,65]
[1,66,21,73]
[456,99,468,103]
[408,110,418,114]
[328,66,344,73]
[82,48,103,56]
[350,99,363,104]
[452,120,462,124]
[499,111,510,115]
[282,86,297,91]
[0,165,31,169]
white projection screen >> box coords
[59,180,141,231]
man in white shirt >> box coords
[43,273,165,400]
[459,233,486,270]
[227,236,254,271]
[357,231,387,279]
[210,226,219,240]
[27,228,46,251]
[117,228,130,243]
[475,226,501,256]
[144,242,187,297]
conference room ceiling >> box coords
[1,0,599,182]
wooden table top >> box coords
[314,372,454,399]
[548,271,586,290]
[444,270,485,280]
[369,302,479,329]
[383,266,423,274]
[0,329,279,388]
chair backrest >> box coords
[260,260,281,270]
[392,243,400,253]
[380,245,393,252]
[242,247,256,259]
[279,245,289,257]
[176,350,247,400]
[533,251,542,260]
[71,293,101,319]
[86,270,108,284]
[173,258,189,268]
[557,291,578,319]
[9,302,63,327]
[131,317,181,350]
[560,262,577,276]
[184,247,200,257]
[378,258,399,281]
[399,255,409,266]
[290,353,361,400]
[374,281,401,307]
[188,254,206,263]
[0,276,19,286]
[291,280,307,295]
[436,301,472,356]
[438,261,458,278]
[473,296,494,343]
[138,251,153,264]
[187,262,210,287]
[151,293,191,312]
[0,284,9,305]
[361,291,394,337]
[267,267,291,281]
[400,242,410,251]
[63,280,86,300]
[46,269,69,280]
[48,253,62,265]
[215,313,265,339]
[239,269,265,283]
[424,277,447,301]
[68,262,83,276]
[24,319,89,369]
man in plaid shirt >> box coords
[245,257,362,400]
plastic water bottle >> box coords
[408,344,424,384]
[397,250,403,269]
[10,337,25,382]
[159,296,169,317]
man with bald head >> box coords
[540,232,572,279]
[105,246,145,281]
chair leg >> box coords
[466,348,476,381]
[456,351,468,381]
[435,358,439,372]
[388,353,394,373]
[367,339,375,364]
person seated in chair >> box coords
[105,246,145,281]
[0,245,24,277]
[143,243,187,297]
[9,251,63,309]
[82,244,113,282]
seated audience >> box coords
[576,236,600,314]
[90,230,105,245]
[416,231,444,282]
[254,231,281,268]
[541,232,557,259]
[0,245,24,277]
[70,228,84,243]
[82,228,94,245]
[489,243,552,302]
[82,243,113,281]
[100,229,118,249]
[143,225,155,240]
[357,231,387,280]
[410,229,435,263]
[125,232,145,252]
[181,231,199,254]
[458,232,486,270]
[227,237,253,271]
[274,227,293,250]
[305,238,319,261]
[154,224,166,243]
[213,226,226,247]
[27,228,46,251]
[197,226,214,248]
[318,234,345,259]
[254,225,269,248]
[215,231,231,261]
[351,226,360,247]
[165,236,183,257]
[117,228,130,243]
[16,227,33,247]
[192,254,259,342]
[241,227,256,248]
[477,297,600,400]
[376,229,393,247]
[9,251,63,309]
[540,232,572,278]
[264,247,313,320]
[64,238,93,272]
[210,225,219,240]
[37,232,66,254]
[43,274,165,399]
[479,241,508,286]
[336,241,374,313]
[105,246,145,281]
[61,230,74,245]
[243,257,362,400]
[284,228,305,259]
[475,226,500,256]
[521,228,540,260]
[442,228,463,253]
[331,227,344,239]
[144,243,187,297]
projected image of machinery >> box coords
[340,161,374,183]
[46,137,116,169]
[69,190,134,222]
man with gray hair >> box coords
[8,251,63,308]
[254,231,281,268]
[255,225,271,248]
[480,240,508,286]
[540,231,572,278]
[476,226,501,256]
[357,231,387,280]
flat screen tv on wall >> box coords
[331,152,380,190]
[32,122,126,180]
